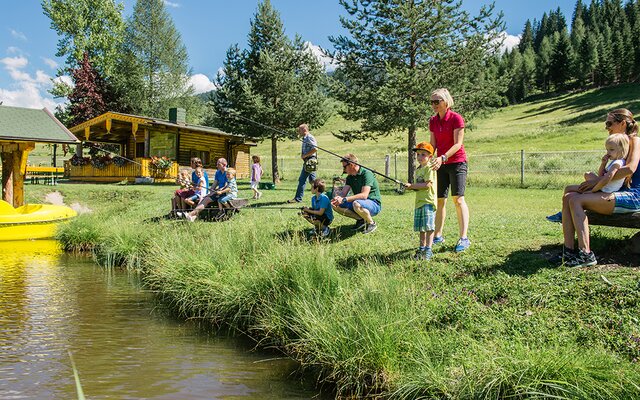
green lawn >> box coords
[24,177,640,398]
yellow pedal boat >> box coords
[0,200,77,241]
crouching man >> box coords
[331,153,382,234]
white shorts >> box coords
[250,181,259,190]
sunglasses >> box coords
[430,99,443,105]
[605,120,616,128]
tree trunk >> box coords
[271,133,280,183]
[407,124,417,183]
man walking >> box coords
[288,123,317,203]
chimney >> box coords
[168,108,186,125]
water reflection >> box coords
[0,241,321,399]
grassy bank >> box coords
[26,179,640,398]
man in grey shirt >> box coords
[288,123,317,203]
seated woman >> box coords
[559,108,639,266]
[171,157,207,215]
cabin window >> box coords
[135,142,145,158]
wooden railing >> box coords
[64,158,179,183]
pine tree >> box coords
[330,0,505,181]
[519,20,534,52]
[577,31,599,85]
[550,28,574,90]
[210,0,329,182]
[520,47,537,99]
[536,36,553,92]
[125,0,194,119]
[68,52,108,126]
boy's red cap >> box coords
[412,141,434,154]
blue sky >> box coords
[0,0,577,110]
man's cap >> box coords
[412,141,434,153]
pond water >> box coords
[0,241,323,399]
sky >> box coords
[0,0,578,111]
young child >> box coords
[546,133,629,222]
[216,168,239,214]
[172,169,193,212]
[405,142,437,260]
[251,155,263,199]
[184,167,207,207]
[301,178,334,238]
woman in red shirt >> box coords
[429,88,470,252]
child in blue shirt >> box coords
[301,179,334,238]
[217,168,238,215]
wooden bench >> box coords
[586,211,640,254]
[26,166,64,185]
[200,198,249,221]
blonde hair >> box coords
[342,153,359,164]
[195,166,204,176]
[606,133,630,160]
[431,88,454,108]
[226,168,236,178]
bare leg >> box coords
[434,197,446,237]
[332,204,361,220]
[189,196,213,217]
[352,202,373,224]
[562,192,578,249]
[452,195,469,238]
[568,192,615,252]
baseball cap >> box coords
[412,141,434,154]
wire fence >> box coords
[259,150,603,189]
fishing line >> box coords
[220,109,407,192]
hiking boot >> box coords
[353,219,366,230]
[362,222,377,234]
[546,211,562,223]
[455,237,471,252]
[565,249,597,267]
[433,236,445,245]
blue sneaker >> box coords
[455,237,471,252]
[424,247,433,260]
[433,236,445,245]
[546,211,562,223]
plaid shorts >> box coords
[614,188,640,213]
[414,204,436,232]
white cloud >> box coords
[53,75,73,87]
[164,0,180,7]
[43,57,58,69]
[7,46,21,54]
[496,32,520,54]
[0,55,64,110]
[10,29,27,41]
[304,41,338,72]
[188,73,215,94]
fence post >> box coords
[520,149,525,186]
[394,153,398,180]
[385,154,390,178]
[280,157,284,179]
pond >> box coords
[0,241,323,399]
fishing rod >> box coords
[220,109,407,193]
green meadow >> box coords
[25,84,640,398]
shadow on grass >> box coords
[274,224,360,244]
[482,234,639,278]
[336,249,414,271]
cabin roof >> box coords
[0,106,80,144]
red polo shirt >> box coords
[429,109,466,164]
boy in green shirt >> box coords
[405,142,437,260]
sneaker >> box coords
[257,192,262,199]
[185,213,196,222]
[287,199,301,204]
[433,236,445,245]
[353,219,366,230]
[308,228,318,237]
[565,249,597,267]
[413,247,434,261]
[176,211,184,219]
[550,246,576,265]
[454,237,471,252]
[424,247,433,260]
[362,222,377,234]
[320,226,330,238]
[546,211,563,223]
[413,248,425,261]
